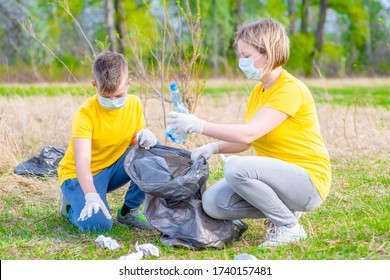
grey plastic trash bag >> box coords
[146,195,248,250]
[124,143,208,201]
[14,146,65,177]
[124,143,248,250]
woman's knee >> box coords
[202,187,230,220]
[202,187,220,218]
[224,157,246,186]
[303,194,324,211]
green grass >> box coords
[203,85,390,109]
[1,81,388,260]
[0,84,95,97]
[0,156,388,260]
[0,84,138,97]
[0,83,389,108]
[310,86,390,108]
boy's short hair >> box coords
[93,51,128,96]
[234,18,290,76]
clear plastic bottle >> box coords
[165,82,189,144]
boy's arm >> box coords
[74,137,96,194]
[74,137,111,221]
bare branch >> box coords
[119,19,169,102]
[18,17,88,95]
[57,0,96,57]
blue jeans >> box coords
[202,156,324,227]
[61,147,145,232]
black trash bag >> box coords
[124,143,248,250]
[146,195,249,250]
[14,146,65,177]
[124,143,209,201]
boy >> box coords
[58,51,157,232]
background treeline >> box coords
[1,0,389,83]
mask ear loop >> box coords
[253,53,263,62]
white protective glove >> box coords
[191,142,219,161]
[136,128,157,149]
[78,192,112,221]
[167,112,205,134]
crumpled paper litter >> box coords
[234,253,258,260]
[94,235,120,250]
[119,242,160,260]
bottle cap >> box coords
[169,82,178,91]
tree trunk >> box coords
[300,0,309,33]
[114,0,124,54]
[315,0,328,53]
[104,0,117,52]
[311,0,328,77]
[236,0,245,24]
[226,0,244,75]
[211,27,220,76]
[288,0,296,34]
[229,0,244,50]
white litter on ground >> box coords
[94,235,120,250]
[234,253,258,260]
[119,242,160,260]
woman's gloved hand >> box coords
[167,112,205,134]
[191,143,219,161]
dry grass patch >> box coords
[1,94,389,199]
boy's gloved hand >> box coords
[191,142,219,161]
[167,112,205,134]
[137,128,157,149]
[78,192,112,221]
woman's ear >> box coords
[91,80,96,87]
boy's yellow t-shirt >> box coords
[58,94,146,185]
[245,70,331,200]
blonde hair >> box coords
[234,18,290,75]
[93,51,128,96]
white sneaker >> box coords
[263,211,303,230]
[293,211,303,220]
[259,223,307,247]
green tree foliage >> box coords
[327,0,369,75]
[364,0,390,74]
[264,0,288,24]
[1,0,389,82]
[287,32,316,76]
[203,0,233,76]
[118,0,158,56]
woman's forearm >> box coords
[217,141,251,153]
[202,122,262,144]
[201,107,287,144]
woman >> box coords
[167,18,331,247]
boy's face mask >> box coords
[238,54,264,80]
[98,94,127,110]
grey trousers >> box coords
[202,156,323,227]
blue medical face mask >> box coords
[238,54,264,80]
[98,94,127,110]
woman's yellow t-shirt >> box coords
[58,94,146,185]
[245,70,331,200]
